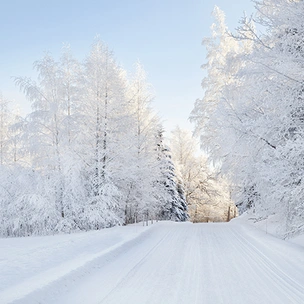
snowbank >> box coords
[232,213,304,248]
[0,222,153,303]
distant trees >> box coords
[170,126,234,222]
[0,40,188,237]
[191,1,304,236]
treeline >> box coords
[0,40,188,237]
[191,0,304,238]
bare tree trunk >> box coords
[102,89,108,181]
[94,104,101,197]
[227,206,231,222]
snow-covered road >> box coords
[1,221,304,304]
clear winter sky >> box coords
[0,0,255,133]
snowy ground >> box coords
[1,220,304,304]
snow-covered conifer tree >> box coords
[155,128,188,222]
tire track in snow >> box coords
[98,225,176,304]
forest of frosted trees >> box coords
[191,0,304,238]
[6,0,303,239]
[0,40,189,237]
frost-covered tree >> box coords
[155,128,188,222]
[190,6,241,154]
[0,94,13,165]
[236,0,304,236]
[0,92,58,236]
[123,63,163,224]
[14,52,81,232]
[79,39,132,228]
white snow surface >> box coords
[1,220,304,304]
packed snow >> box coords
[1,220,304,304]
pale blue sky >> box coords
[0,0,255,132]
